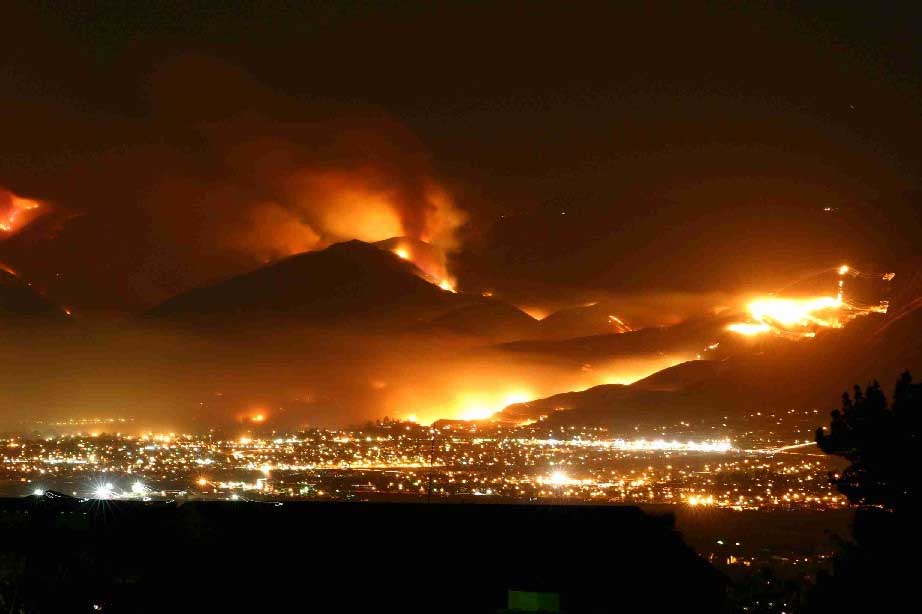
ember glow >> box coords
[726,265,894,337]
[391,353,694,425]
[0,188,42,236]
[726,321,773,337]
[518,306,551,320]
[747,296,843,327]
[383,238,458,293]
[728,295,844,337]
[447,389,535,422]
[607,314,633,332]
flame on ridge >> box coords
[388,241,457,293]
[727,264,893,338]
[0,188,42,236]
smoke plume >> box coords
[0,55,466,310]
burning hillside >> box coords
[726,265,893,338]
[375,236,457,293]
[0,187,43,237]
[146,239,466,325]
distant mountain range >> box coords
[144,238,601,342]
[147,239,469,325]
[494,315,734,365]
[4,238,724,344]
[497,302,922,428]
[4,237,921,429]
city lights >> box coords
[94,483,114,499]
[1,408,844,510]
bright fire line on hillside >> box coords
[726,265,893,338]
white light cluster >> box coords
[526,438,735,453]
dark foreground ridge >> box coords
[1,496,725,613]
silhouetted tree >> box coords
[815,372,921,512]
[807,371,922,612]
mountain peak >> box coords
[147,239,460,323]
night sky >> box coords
[2,10,920,609]
[3,1,922,312]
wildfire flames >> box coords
[386,239,457,293]
[393,352,693,426]
[727,265,893,338]
[424,390,535,423]
[607,314,632,333]
[729,296,844,336]
[0,188,42,236]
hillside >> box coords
[148,240,466,325]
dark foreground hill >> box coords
[146,239,550,341]
[148,239,470,326]
[0,496,726,613]
[0,267,64,318]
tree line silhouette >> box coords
[807,371,921,612]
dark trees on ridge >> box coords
[808,371,921,612]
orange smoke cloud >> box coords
[226,163,466,287]
[150,56,469,281]
[0,55,468,309]
[282,168,465,255]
